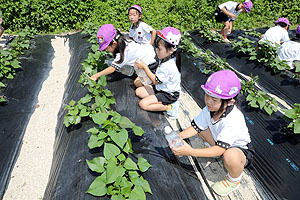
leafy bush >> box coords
[282,104,300,134]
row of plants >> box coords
[181,33,300,134]
[0,26,36,103]
[1,0,300,34]
[231,35,300,76]
[63,23,152,199]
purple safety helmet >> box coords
[128,4,142,14]
[275,18,291,26]
[97,24,117,51]
[296,25,300,35]
[201,70,241,99]
[243,0,253,13]
[157,27,181,47]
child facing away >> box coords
[135,27,181,119]
[128,4,156,45]
[214,0,253,42]
[258,18,290,46]
[90,24,156,81]
[171,70,254,196]
[278,25,300,71]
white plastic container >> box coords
[164,126,183,148]
[134,59,152,85]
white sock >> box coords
[227,173,242,183]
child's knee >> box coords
[138,100,148,110]
[135,87,143,97]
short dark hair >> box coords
[276,22,289,28]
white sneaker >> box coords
[167,101,179,120]
[223,38,230,43]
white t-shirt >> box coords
[278,40,300,70]
[218,1,242,21]
[155,58,181,94]
[112,40,156,70]
[129,21,154,45]
[260,26,290,46]
[192,106,251,149]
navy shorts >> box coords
[153,86,179,105]
[238,143,255,169]
[214,7,230,23]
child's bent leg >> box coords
[135,85,154,98]
[139,95,168,111]
[197,128,215,146]
[220,21,230,38]
[223,148,246,178]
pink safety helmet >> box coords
[97,24,117,51]
[201,70,241,99]
[157,27,181,48]
[275,18,291,26]
[128,4,142,14]
[296,25,300,35]
[243,0,253,13]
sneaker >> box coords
[167,100,179,120]
[223,38,230,43]
[211,176,240,196]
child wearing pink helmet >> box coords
[135,27,182,119]
[128,4,156,45]
[214,0,253,42]
[171,70,254,196]
[258,18,290,46]
[90,24,156,81]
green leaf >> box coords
[294,118,300,134]
[119,116,135,129]
[86,157,106,173]
[10,59,21,69]
[98,75,107,86]
[79,94,92,104]
[257,96,266,109]
[91,112,108,125]
[104,142,121,160]
[120,177,133,197]
[79,108,89,117]
[109,128,128,149]
[138,157,151,172]
[131,176,152,194]
[0,82,6,87]
[132,126,144,136]
[69,100,76,106]
[87,127,99,135]
[88,134,104,149]
[106,159,125,184]
[68,107,79,116]
[128,186,146,200]
[117,153,126,162]
[264,105,273,115]
[124,157,138,170]
[284,109,298,119]
[111,194,125,200]
[86,176,107,196]
[95,95,106,107]
[123,139,133,154]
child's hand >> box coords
[89,74,98,81]
[170,140,193,156]
[134,59,147,69]
[229,13,236,19]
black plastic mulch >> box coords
[0,35,54,198]
[181,45,300,199]
[43,33,208,200]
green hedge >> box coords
[1,0,300,33]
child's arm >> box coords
[172,141,226,157]
[179,126,198,139]
[221,7,236,19]
[90,66,116,81]
[150,29,157,45]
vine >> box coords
[0,26,36,103]
[63,23,152,199]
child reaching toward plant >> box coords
[90,24,156,81]
[214,0,253,42]
[128,4,156,45]
[135,27,181,119]
[258,18,290,46]
[171,70,254,196]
